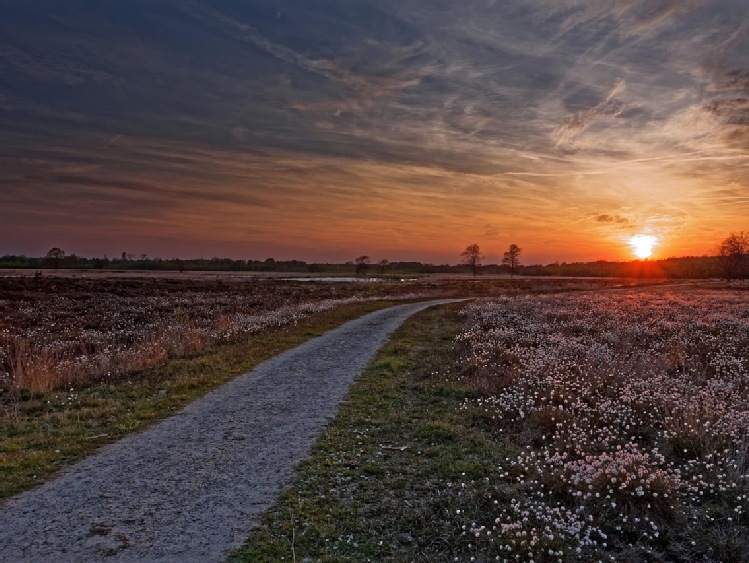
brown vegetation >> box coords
[0,276,424,394]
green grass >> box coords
[0,300,403,501]
[233,302,516,562]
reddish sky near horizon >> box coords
[1,1,748,265]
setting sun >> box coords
[629,235,657,259]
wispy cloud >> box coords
[554,79,627,148]
[1,0,748,262]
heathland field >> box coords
[0,276,427,393]
[454,290,749,560]
[0,274,633,393]
[2,276,747,561]
[239,287,749,562]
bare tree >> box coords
[502,244,523,278]
[460,244,483,277]
[354,255,370,276]
[717,232,749,280]
[377,259,390,276]
[45,247,66,270]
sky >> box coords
[1,0,748,264]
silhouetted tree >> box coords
[45,247,66,270]
[377,259,390,276]
[460,244,483,277]
[717,232,749,280]
[502,244,523,278]
[354,255,370,276]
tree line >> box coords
[1,232,746,279]
[0,252,449,275]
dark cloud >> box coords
[595,214,630,224]
[483,224,500,238]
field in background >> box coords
[0,272,655,394]
[0,275,428,393]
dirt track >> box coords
[0,300,462,562]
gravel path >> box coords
[0,300,462,562]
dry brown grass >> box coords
[8,338,63,393]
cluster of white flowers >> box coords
[454,289,749,557]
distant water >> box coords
[281,276,382,282]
